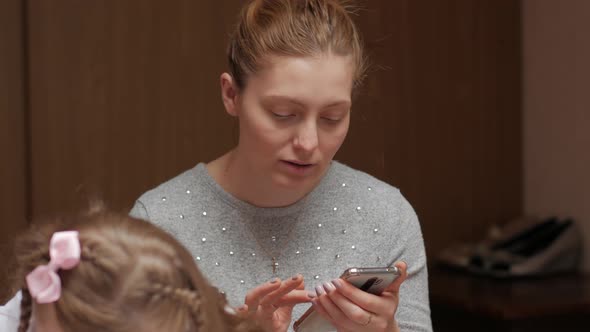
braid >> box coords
[18,289,33,332]
[151,284,204,328]
[19,248,50,266]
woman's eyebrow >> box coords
[261,95,306,107]
[323,100,351,109]
[262,95,350,109]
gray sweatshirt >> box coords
[130,161,432,331]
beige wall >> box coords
[523,0,590,272]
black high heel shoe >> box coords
[470,218,582,278]
[437,216,549,271]
[468,217,559,271]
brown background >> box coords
[523,0,590,272]
[1,0,521,311]
[1,0,28,296]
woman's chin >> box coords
[272,171,313,189]
[271,166,323,192]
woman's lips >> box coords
[285,160,313,166]
[280,160,316,176]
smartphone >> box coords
[340,266,400,295]
[293,266,401,332]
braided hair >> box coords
[13,207,261,332]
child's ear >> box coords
[220,73,239,117]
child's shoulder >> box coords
[0,291,22,331]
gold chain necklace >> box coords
[222,152,305,275]
[241,212,304,276]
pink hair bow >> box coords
[26,231,81,304]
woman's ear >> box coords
[220,73,239,117]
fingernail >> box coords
[270,278,279,284]
[315,285,325,295]
[311,298,318,306]
[332,279,342,289]
[323,282,335,293]
[397,260,408,274]
[307,290,317,298]
[292,274,301,281]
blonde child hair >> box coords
[14,206,261,332]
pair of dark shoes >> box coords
[438,217,583,278]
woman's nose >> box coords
[293,121,319,152]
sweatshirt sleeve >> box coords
[129,199,151,221]
[394,194,433,332]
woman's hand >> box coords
[311,262,408,332]
[237,274,313,332]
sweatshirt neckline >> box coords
[195,162,339,218]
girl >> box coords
[0,206,271,332]
[131,0,431,331]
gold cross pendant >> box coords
[271,257,279,275]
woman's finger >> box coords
[243,278,282,313]
[255,275,306,321]
[329,262,408,315]
[235,304,249,318]
[329,278,387,315]
[323,281,375,326]
[382,261,408,294]
[310,298,335,325]
[315,282,359,329]
[259,274,305,307]
[275,289,315,306]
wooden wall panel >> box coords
[26,0,522,262]
[0,0,28,303]
[27,0,243,217]
[339,0,522,254]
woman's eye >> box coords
[321,117,341,122]
[272,112,293,118]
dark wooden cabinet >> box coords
[430,267,590,332]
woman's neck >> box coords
[207,150,315,208]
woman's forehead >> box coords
[244,54,355,105]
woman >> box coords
[130,1,432,331]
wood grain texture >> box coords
[27,0,241,217]
[340,0,523,254]
[0,0,28,303]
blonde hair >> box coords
[14,208,261,332]
[228,0,367,90]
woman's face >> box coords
[226,54,355,190]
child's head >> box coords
[14,206,259,332]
